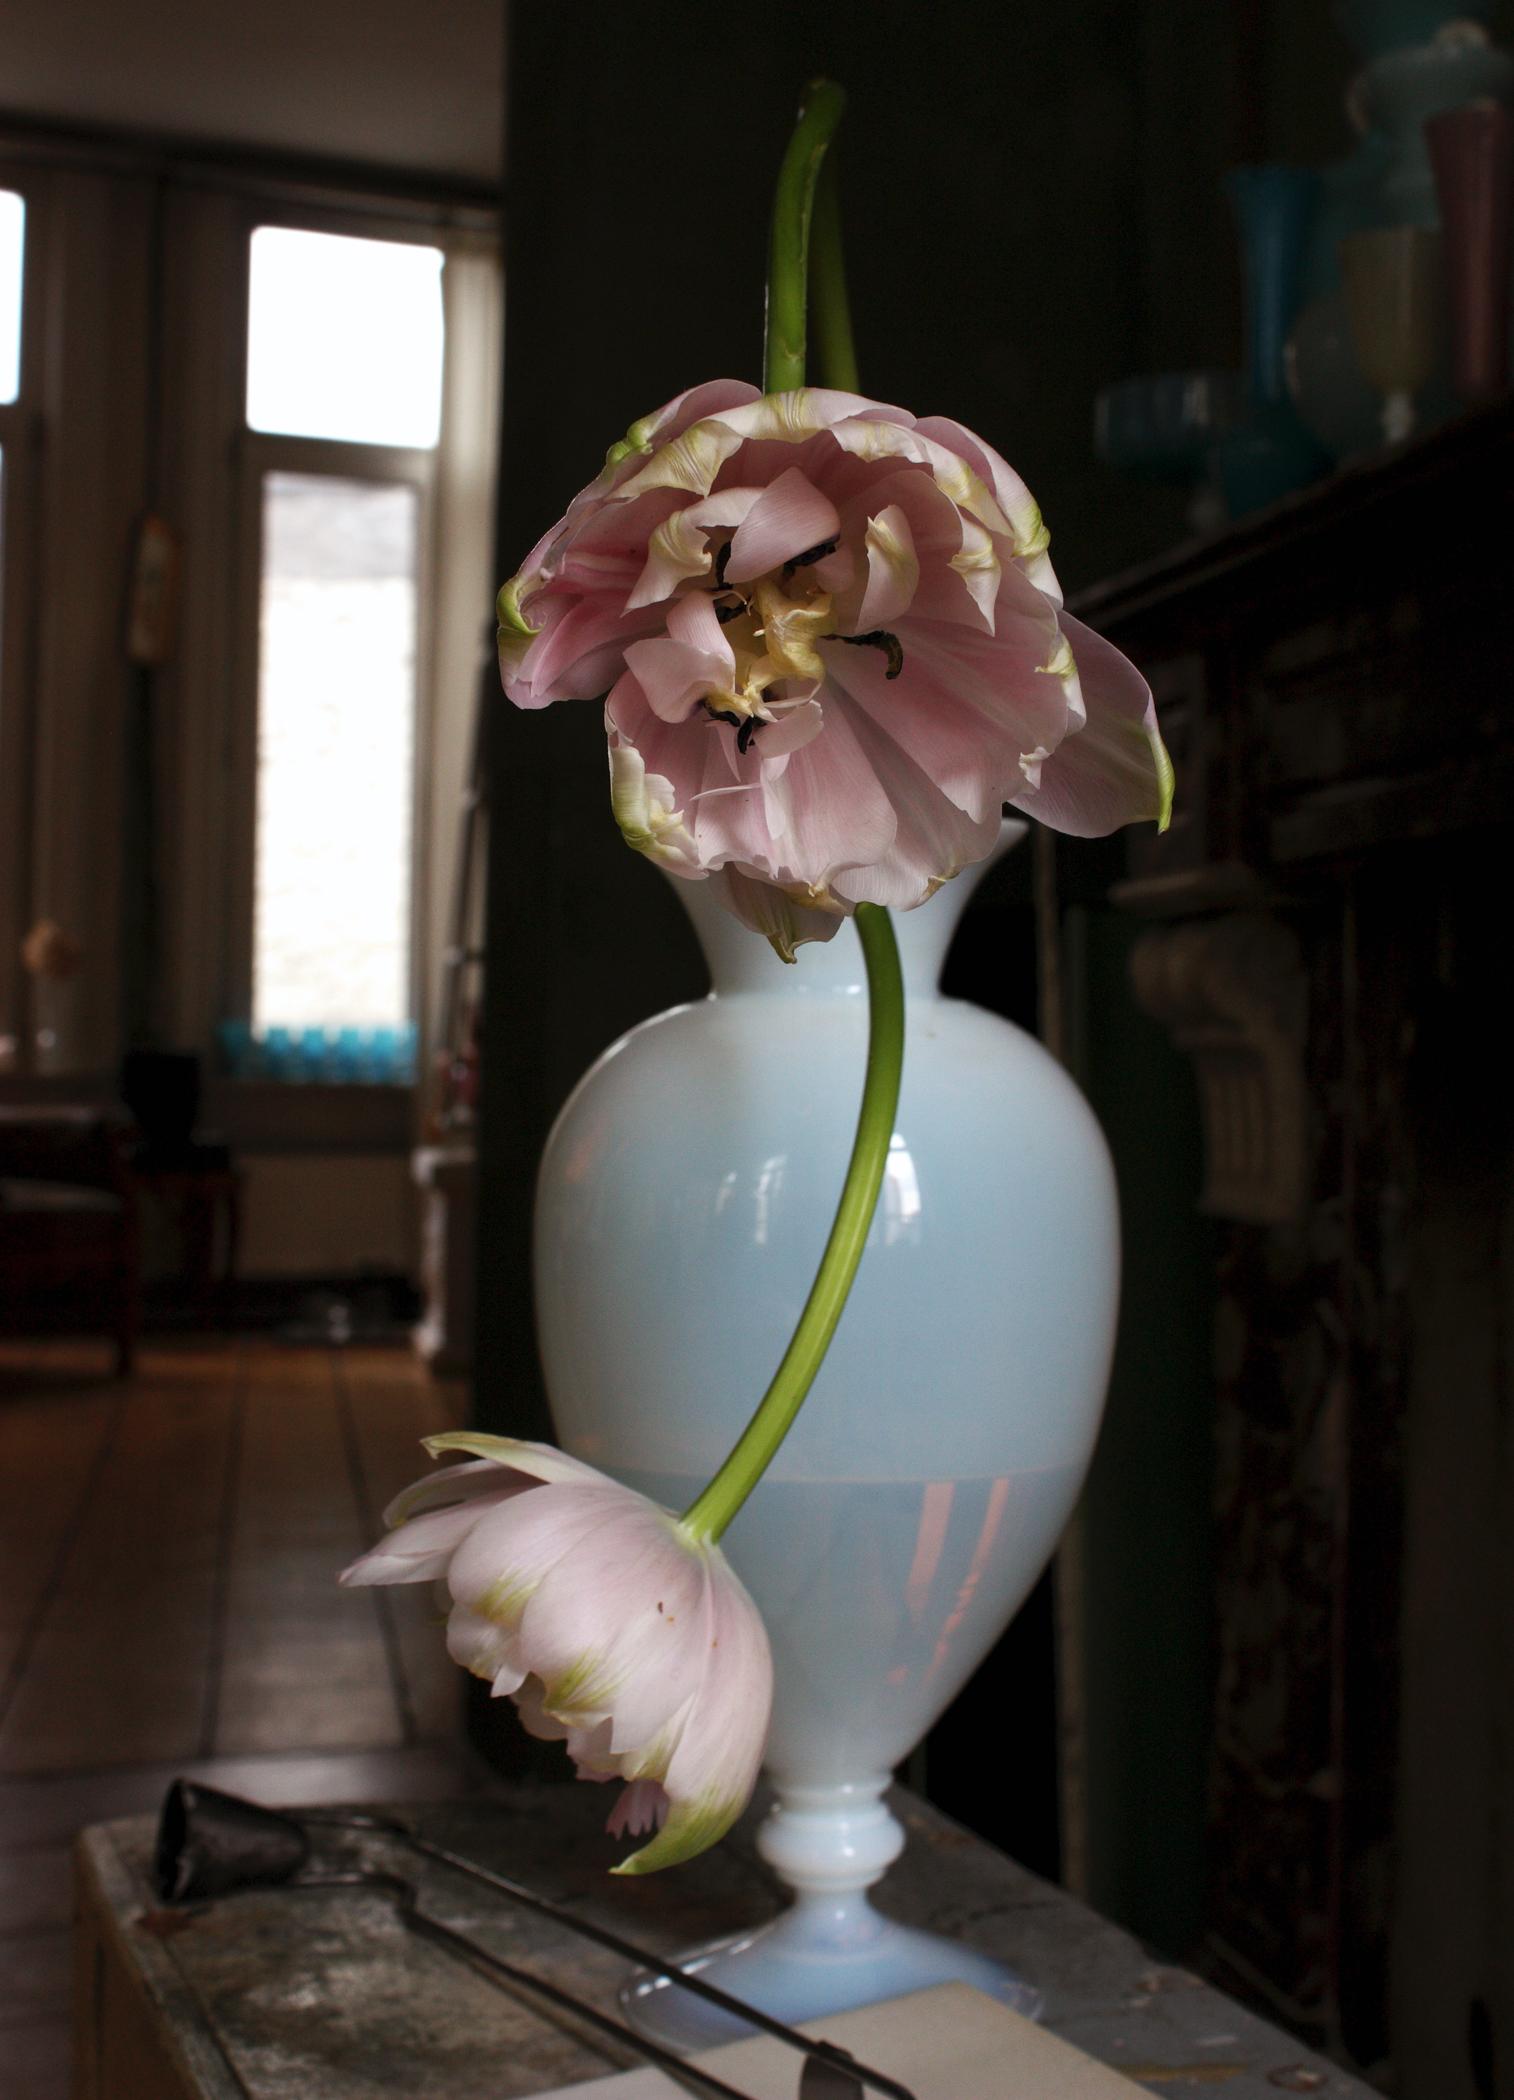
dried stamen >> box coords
[840,629,904,680]
[782,537,839,578]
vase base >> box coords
[620,1908,1043,2054]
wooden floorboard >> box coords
[0,1336,482,2095]
[210,1344,406,1756]
[0,1360,121,1702]
[0,1349,236,1775]
[336,1347,466,1742]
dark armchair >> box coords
[0,1107,142,1376]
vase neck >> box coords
[671,821,1027,998]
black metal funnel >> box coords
[154,1780,311,1901]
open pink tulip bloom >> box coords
[499,382,1174,956]
[339,1433,773,1874]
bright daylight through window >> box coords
[245,227,443,1073]
[0,190,22,406]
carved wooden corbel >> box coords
[1129,914,1308,1227]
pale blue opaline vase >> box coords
[534,824,1120,2045]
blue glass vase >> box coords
[1219,165,1330,516]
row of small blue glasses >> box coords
[217,1021,418,1085]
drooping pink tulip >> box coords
[499,383,1173,956]
[339,1433,772,1874]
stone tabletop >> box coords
[78,1782,1373,2098]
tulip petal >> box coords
[503,594,666,709]
[854,503,919,632]
[517,1502,711,1743]
[338,1497,507,1587]
[444,1603,526,1689]
[708,864,844,959]
[723,467,840,584]
[424,1432,608,1482]
[913,414,1061,599]
[612,1561,771,1876]
[1010,613,1174,836]
[381,1457,524,1529]
[626,488,763,609]
[823,696,1004,911]
[817,629,1060,837]
[760,696,898,886]
[446,1481,627,1638]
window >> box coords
[0,188,22,405]
[0,150,500,1092]
[240,225,448,1078]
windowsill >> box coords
[205,1076,415,1156]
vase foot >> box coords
[620,1905,1042,2054]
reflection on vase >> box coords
[1342,224,1443,440]
[1426,102,1514,404]
[1218,166,1330,516]
[535,826,1120,2045]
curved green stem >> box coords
[809,145,859,393]
[763,79,848,394]
[680,905,904,1543]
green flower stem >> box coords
[809,145,859,394]
[680,904,905,1544]
[763,79,849,395]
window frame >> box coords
[0,167,45,1075]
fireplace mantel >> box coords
[1068,400,1514,2093]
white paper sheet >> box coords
[545,1981,1146,2097]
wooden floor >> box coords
[0,1336,487,2099]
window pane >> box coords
[0,191,24,405]
[253,473,418,1035]
[246,227,444,447]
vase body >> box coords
[1218,166,1330,515]
[534,829,1119,2039]
[1360,29,1514,229]
[1426,102,1514,405]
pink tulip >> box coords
[339,1433,773,1874]
[499,382,1173,956]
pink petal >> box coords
[626,488,763,609]
[1010,613,1174,837]
[758,697,897,885]
[515,1500,712,1746]
[824,696,1003,910]
[855,503,919,631]
[444,1603,525,1688]
[613,1557,772,1876]
[622,628,729,725]
[709,864,845,958]
[380,1457,525,1528]
[913,414,1061,601]
[723,467,840,583]
[504,593,664,708]
[445,1480,627,1624]
[338,1496,503,1587]
[607,1779,671,1841]
[619,379,764,454]
[823,573,1068,827]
